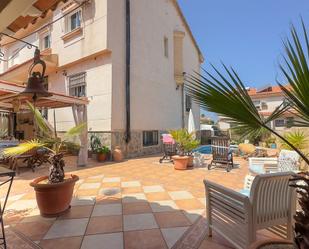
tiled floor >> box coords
[1,155,267,248]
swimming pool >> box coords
[193,145,212,154]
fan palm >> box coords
[185,22,309,166]
[3,102,86,183]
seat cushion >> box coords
[239,189,250,197]
[249,164,265,174]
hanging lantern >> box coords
[20,48,52,101]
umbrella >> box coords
[188,109,196,138]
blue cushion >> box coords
[239,189,250,197]
[249,164,265,175]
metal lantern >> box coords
[20,48,52,100]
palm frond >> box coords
[185,65,285,139]
[3,140,45,157]
[64,123,86,140]
[279,20,309,126]
[280,130,308,151]
[27,101,54,138]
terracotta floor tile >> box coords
[86,215,122,235]
[14,220,53,241]
[175,199,205,210]
[102,182,121,188]
[76,189,98,197]
[39,236,83,249]
[145,192,171,202]
[59,205,93,219]
[121,187,143,194]
[154,211,191,228]
[95,195,121,204]
[81,233,123,249]
[123,202,152,215]
[124,229,167,249]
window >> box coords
[286,117,294,128]
[68,72,86,97]
[253,100,261,110]
[143,131,159,147]
[164,37,168,58]
[41,34,51,50]
[274,119,285,127]
[185,94,192,112]
[67,10,81,32]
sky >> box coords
[178,0,309,119]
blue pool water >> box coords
[193,145,212,154]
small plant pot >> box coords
[187,155,194,167]
[97,153,107,162]
[113,147,124,162]
[172,155,189,170]
[30,174,79,217]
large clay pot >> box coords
[113,146,124,162]
[97,153,107,162]
[30,174,79,217]
[187,155,194,167]
[172,155,189,170]
[248,239,294,249]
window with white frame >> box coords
[274,119,285,127]
[68,72,86,97]
[66,10,81,33]
[40,33,51,50]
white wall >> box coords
[107,0,201,132]
[48,54,112,131]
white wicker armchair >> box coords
[204,172,296,249]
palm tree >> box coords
[3,102,86,183]
[185,20,309,249]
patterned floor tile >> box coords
[81,233,123,249]
[39,236,83,249]
[150,200,178,213]
[7,199,37,211]
[71,196,95,206]
[143,185,165,193]
[123,202,152,215]
[122,193,147,203]
[59,206,93,219]
[168,191,194,200]
[86,216,122,235]
[44,218,89,239]
[175,199,205,210]
[154,211,191,228]
[91,203,122,216]
[14,220,53,241]
[124,229,167,249]
[79,183,101,190]
[161,227,189,248]
[123,213,158,231]
[102,177,121,183]
[145,192,172,201]
[183,209,205,223]
[121,181,141,187]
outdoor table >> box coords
[0,167,15,249]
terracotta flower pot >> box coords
[187,155,194,167]
[248,239,294,249]
[30,174,79,217]
[113,146,124,162]
[97,153,107,162]
[172,155,189,170]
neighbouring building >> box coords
[218,85,300,132]
[0,0,203,157]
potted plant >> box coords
[170,129,193,170]
[184,138,200,167]
[90,134,101,160]
[96,146,110,162]
[3,102,86,217]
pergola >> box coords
[0,80,89,166]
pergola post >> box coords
[72,104,88,167]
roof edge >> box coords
[171,0,204,63]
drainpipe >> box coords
[181,72,186,128]
[125,0,131,143]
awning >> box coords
[0,53,58,84]
[0,80,88,111]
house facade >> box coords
[0,0,202,157]
[218,85,299,132]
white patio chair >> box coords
[249,149,300,175]
[204,172,296,249]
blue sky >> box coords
[178,0,309,86]
[178,0,309,119]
